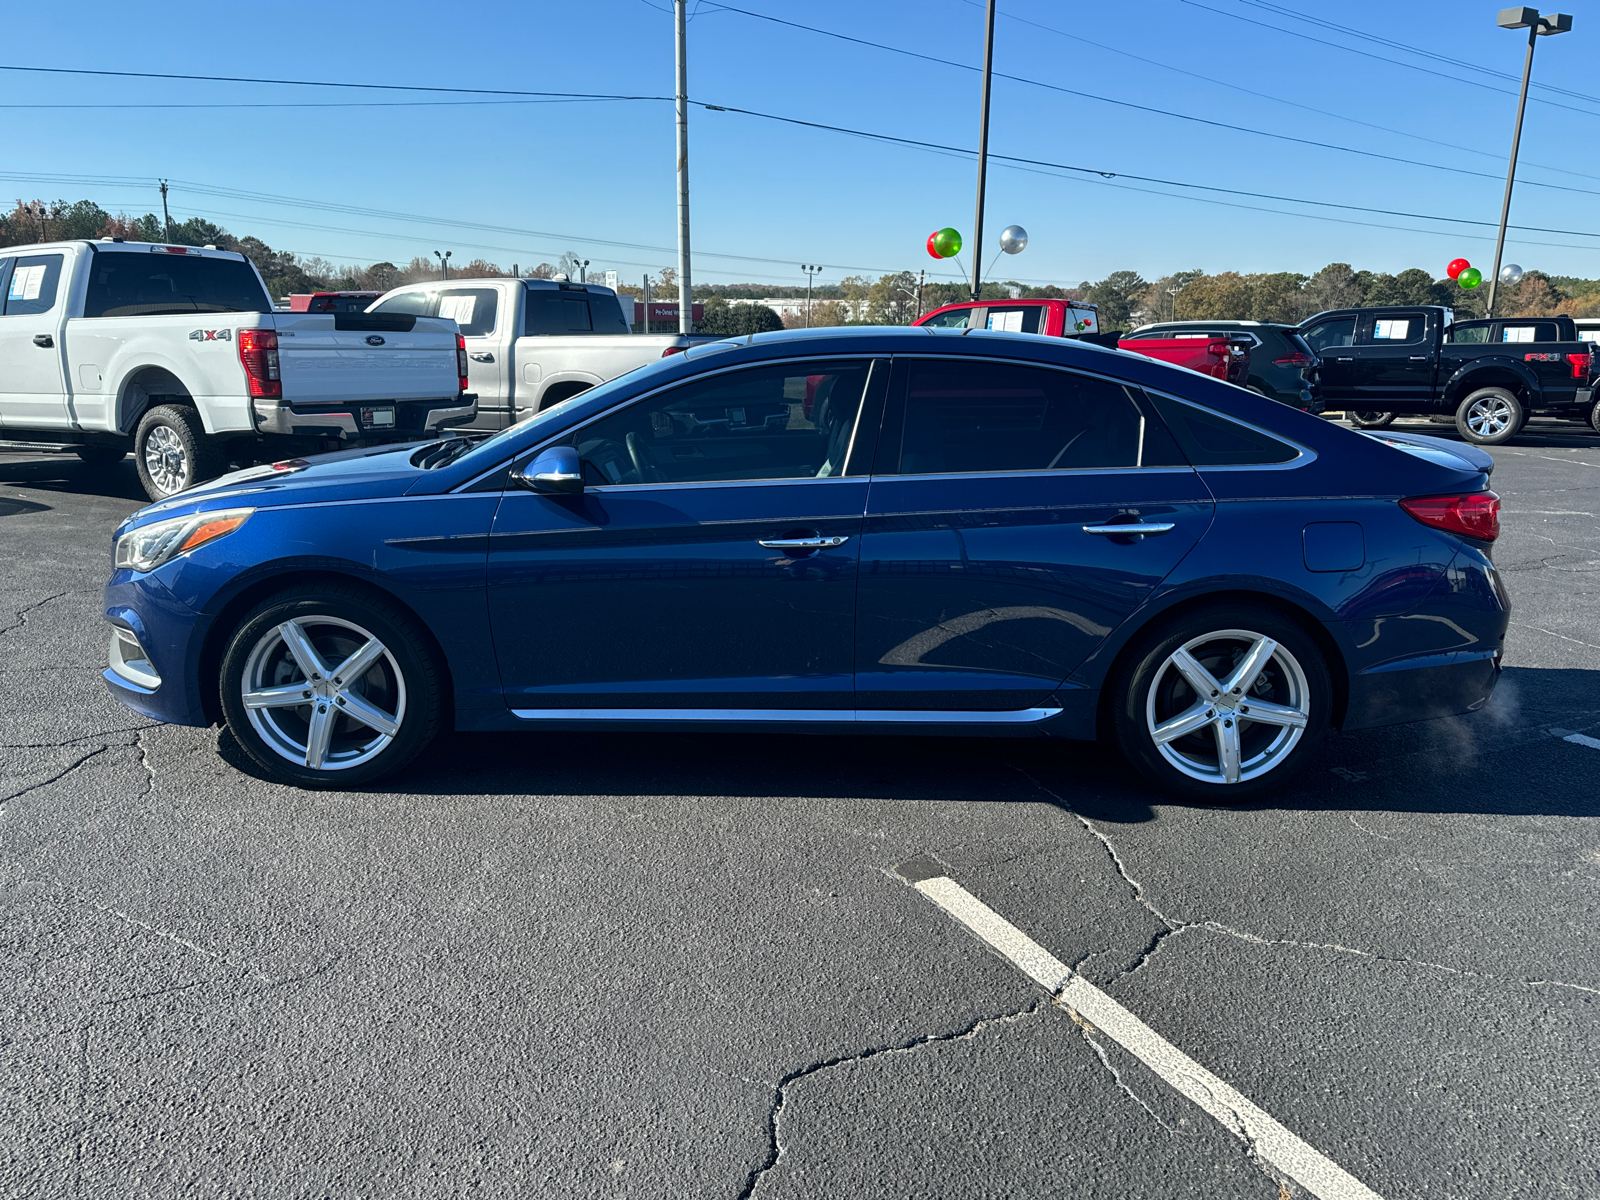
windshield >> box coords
[439,354,690,473]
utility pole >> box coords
[642,274,652,333]
[1486,8,1572,318]
[159,180,173,243]
[916,268,925,319]
[801,264,822,327]
[674,1,693,334]
[969,0,997,304]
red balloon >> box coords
[927,231,943,259]
[1446,257,1471,280]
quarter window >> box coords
[437,287,499,337]
[561,360,874,486]
[1144,394,1298,466]
[893,360,1147,474]
[3,253,65,316]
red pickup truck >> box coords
[913,298,1251,385]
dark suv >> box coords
[1122,320,1321,411]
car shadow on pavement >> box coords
[212,665,1600,826]
[0,452,146,502]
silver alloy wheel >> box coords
[240,616,406,771]
[142,424,190,496]
[1465,395,1515,438]
[1145,628,1310,785]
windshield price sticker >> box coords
[1373,319,1411,340]
[438,295,477,325]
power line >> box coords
[1176,0,1600,120]
[957,0,1600,186]
[0,98,637,110]
[700,2,1600,197]
[1231,0,1599,108]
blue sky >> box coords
[5,0,1598,289]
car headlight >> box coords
[114,508,254,573]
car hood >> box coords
[1358,429,1494,477]
[126,441,430,525]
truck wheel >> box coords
[73,445,126,467]
[1590,396,1600,435]
[1455,387,1523,446]
[1347,411,1395,429]
[134,404,223,500]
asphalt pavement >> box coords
[2,420,1597,1199]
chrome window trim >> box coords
[452,353,886,493]
[1136,385,1317,473]
[581,474,866,496]
[509,706,1063,725]
[870,465,1195,484]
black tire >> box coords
[1347,411,1395,429]
[1455,386,1523,446]
[73,445,126,467]
[1110,604,1332,802]
[1590,396,1600,435]
[219,583,443,788]
[134,403,224,500]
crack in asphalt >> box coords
[0,590,69,639]
[1,745,111,804]
[1059,1003,1183,1135]
[735,1003,1043,1199]
[1008,764,1600,998]
[0,723,157,751]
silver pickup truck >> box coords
[368,278,704,430]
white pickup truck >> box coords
[0,239,475,499]
[368,277,704,430]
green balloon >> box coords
[1458,267,1482,289]
[933,227,962,258]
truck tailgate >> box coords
[273,313,458,403]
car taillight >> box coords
[1566,352,1590,380]
[661,344,687,357]
[237,329,281,399]
[1400,491,1500,542]
[456,334,469,394]
[1273,352,1314,367]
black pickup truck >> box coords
[1298,306,1597,444]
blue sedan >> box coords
[103,327,1508,798]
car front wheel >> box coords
[219,585,443,788]
[1111,606,1331,801]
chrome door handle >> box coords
[469,352,495,362]
[1331,355,1353,361]
[1408,355,1428,361]
[758,536,849,549]
[1082,523,1176,537]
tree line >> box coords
[6,200,1596,330]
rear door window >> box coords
[1449,324,1492,344]
[82,251,267,317]
[525,289,611,335]
[436,287,499,337]
[890,359,1148,474]
[979,306,1046,334]
[1500,322,1557,343]
[4,253,65,316]
[587,293,631,333]
[1300,316,1356,352]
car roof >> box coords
[0,239,249,262]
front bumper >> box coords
[251,395,477,440]
[103,580,212,727]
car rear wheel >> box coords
[134,404,223,500]
[1455,387,1523,445]
[1347,411,1395,429]
[1111,605,1331,801]
[219,585,443,788]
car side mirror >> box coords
[514,445,584,494]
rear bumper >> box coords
[1342,649,1500,731]
[251,395,477,439]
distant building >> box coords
[726,296,867,322]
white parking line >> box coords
[898,861,1384,1200]
[1562,732,1600,751]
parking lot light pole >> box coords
[434,250,451,281]
[800,264,821,327]
[1487,7,1573,318]
[970,0,997,304]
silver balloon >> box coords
[1499,263,1524,284]
[998,224,1028,254]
